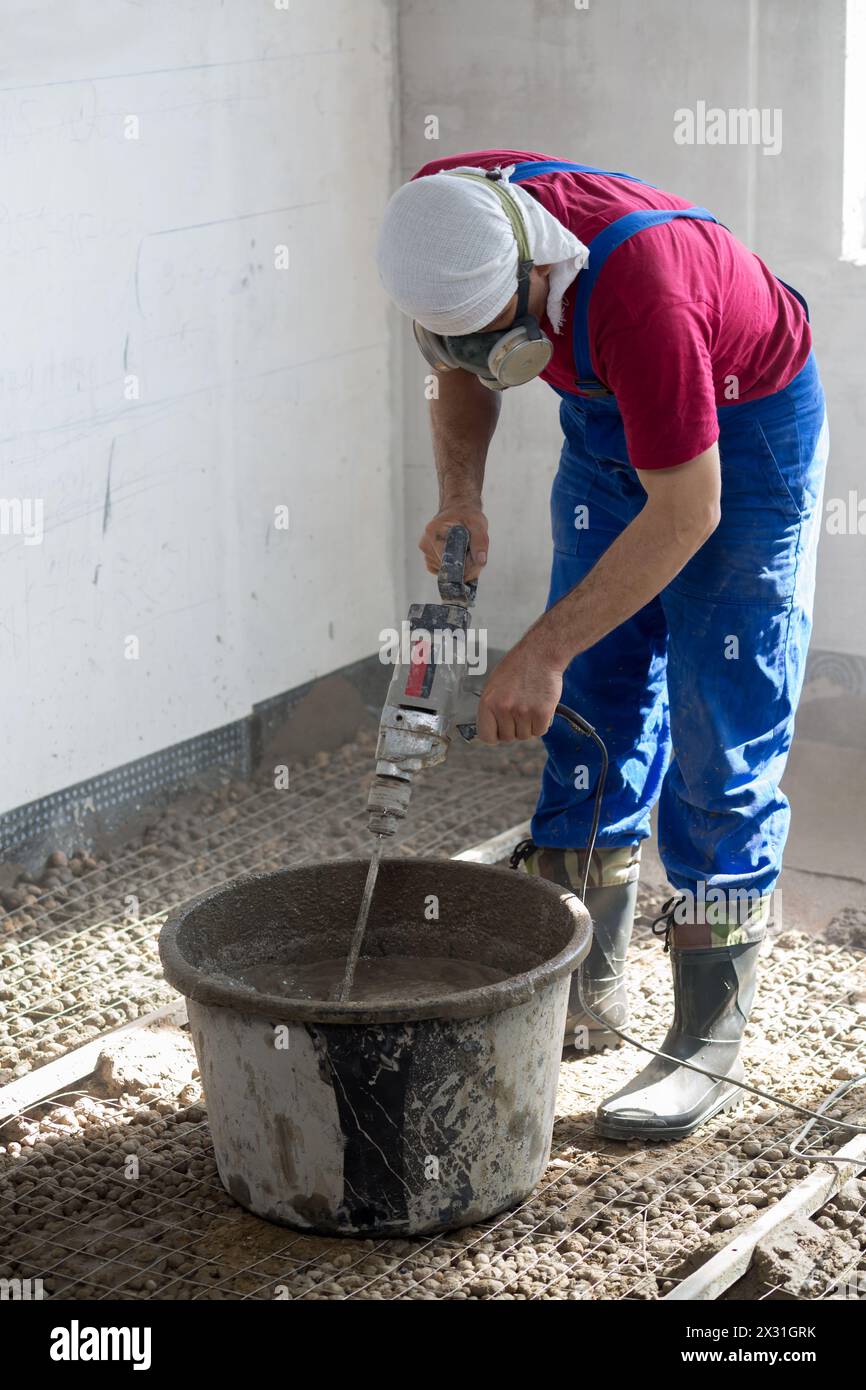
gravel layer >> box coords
[0,731,544,1083]
[2,729,865,1300]
[1,925,864,1300]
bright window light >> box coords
[842,0,866,263]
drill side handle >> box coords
[455,701,601,745]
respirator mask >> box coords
[412,170,553,391]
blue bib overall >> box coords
[509,161,828,899]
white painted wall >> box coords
[396,0,866,659]
[0,0,399,813]
[4,1,863,815]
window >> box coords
[842,0,866,263]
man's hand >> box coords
[477,637,563,743]
[419,500,489,581]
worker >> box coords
[375,150,827,1143]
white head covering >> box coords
[376,164,589,336]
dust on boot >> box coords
[595,892,769,1142]
[512,840,640,1053]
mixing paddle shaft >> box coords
[339,836,385,1000]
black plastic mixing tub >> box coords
[159,858,591,1237]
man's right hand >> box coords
[419,501,489,581]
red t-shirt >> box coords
[412,149,811,470]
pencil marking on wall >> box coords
[102,440,115,536]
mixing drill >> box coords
[366,523,481,838]
[340,525,481,998]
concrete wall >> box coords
[396,0,865,669]
[5,0,864,817]
[0,0,399,813]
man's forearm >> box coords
[527,500,716,670]
[476,445,721,743]
[430,370,501,503]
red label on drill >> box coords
[404,633,434,698]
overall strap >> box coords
[510,159,655,187]
[508,161,718,396]
[571,207,719,394]
[508,160,808,392]
[776,276,810,322]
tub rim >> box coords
[158,858,592,1025]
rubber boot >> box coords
[510,840,639,1055]
[565,880,638,1053]
[595,917,763,1142]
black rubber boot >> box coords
[564,880,638,1054]
[595,928,762,1142]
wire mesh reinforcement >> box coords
[2,733,865,1299]
[1,926,864,1300]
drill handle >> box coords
[438,524,478,606]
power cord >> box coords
[552,703,608,902]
